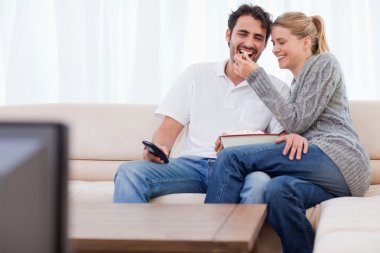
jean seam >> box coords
[216,169,231,203]
[289,180,313,251]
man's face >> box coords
[226,15,267,63]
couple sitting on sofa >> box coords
[113,4,370,253]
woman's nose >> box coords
[272,45,278,54]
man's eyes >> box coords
[238,32,248,37]
[238,33,264,41]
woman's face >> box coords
[271,26,312,77]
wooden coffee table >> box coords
[69,203,267,253]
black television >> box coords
[0,123,68,253]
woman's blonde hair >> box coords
[274,12,329,55]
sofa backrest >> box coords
[349,101,380,184]
[0,101,379,184]
[0,104,161,180]
[0,104,160,160]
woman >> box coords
[205,12,371,253]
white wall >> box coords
[0,0,379,105]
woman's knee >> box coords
[216,146,249,172]
[264,176,295,203]
[218,147,240,162]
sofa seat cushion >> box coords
[69,181,114,204]
[364,184,380,197]
[150,193,206,203]
[313,195,380,253]
[68,181,207,204]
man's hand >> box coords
[275,133,308,160]
[233,54,259,78]
[214,136,224,155]
[144,116,183,164]
[143,144,170,164]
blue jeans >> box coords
[113,156,270,203]
[204,143,351,253]
[240,171,271,204]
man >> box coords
[113,4,290,203]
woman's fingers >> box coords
[303,138,309,154]
[282,135,293,156]
[280,134,309,160]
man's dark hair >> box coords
[228,4,273,43]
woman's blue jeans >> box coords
[204,143,351,253]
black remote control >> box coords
[142,140,169,163]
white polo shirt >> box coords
[155,59,289,158]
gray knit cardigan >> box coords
[247,52,370,197]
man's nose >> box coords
[246,37,256,48]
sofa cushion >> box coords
[350,101,380,184]
[350,101,380,160]
[0,104,161,161]
[369,160,380,185]
[313,195,380,253]
[364,184,380,197]
[69,181,114,204]
[69,160,122,181]
[69,181,208,205]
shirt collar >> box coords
[214,59,229,77]
[215,59,249,88]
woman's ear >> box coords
[304,36,312,51]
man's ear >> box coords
[226,29,231,46]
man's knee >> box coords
[115,161,147,184]
[240,172,271,204]
[245,171,271,185]
[114,161,151,203]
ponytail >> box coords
[311,15,329,54]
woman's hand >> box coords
[275,133,309,160]
[233,54,260,78]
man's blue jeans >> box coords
[113,156,270,203]
[240,171,270,203]
[204,143,351,253]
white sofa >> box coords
[1,101,379,253]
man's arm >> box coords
[143,116,184,163]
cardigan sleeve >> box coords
[246,54,340,134]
